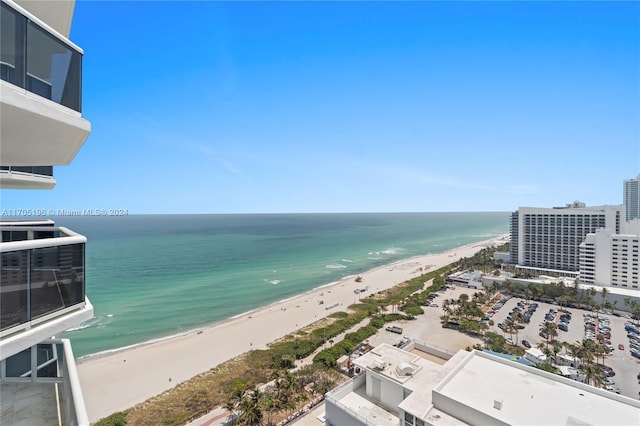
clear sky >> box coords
[2,1,639,214]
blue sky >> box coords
[2,1,639,214]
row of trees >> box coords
[441,293,490,336]
[223,366,338,426]
[531,336,611,388]
[485,278,640,324]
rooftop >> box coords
[433,351,640,426]
[330,344,640,426]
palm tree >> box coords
[588,287,599,320]
[600,287,609,312]
[580,363,605,388]
[611,300,618,315]
[575,339,595,366]
[542,345,554,363]
[595,344,611,366]
[238,388,263,425]
[539,322,558,348]
[478,321,489,337]
[505,319,516,343]
[551,341,562,365]
[261,392,278,426]
[624,298,640,325]
[566,342,581,368]
[224,382,248,425]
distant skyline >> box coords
[1,1,639,214]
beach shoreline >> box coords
[78,233,508,421]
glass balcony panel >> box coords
[2,230,28,242]
[0,250,29,330]
[26,22,81,111]
[30,244,84,320]
[5,347,31,377]
[37,343,58,377]
[0,2,25,87]
[2,166,54,177]
[1,2,82,111]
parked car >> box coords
[522,340,531,348]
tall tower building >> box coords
[624,175,640,221]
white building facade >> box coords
[1,1,92,424]
[579,221,640,290]
[509,204,623,273]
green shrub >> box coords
[94,412,127,426]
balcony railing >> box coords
[0,165,54,177]
[0,226,86,333]
[0,338,89,425]
[1,1,82,112]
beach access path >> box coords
[78,234,508,422]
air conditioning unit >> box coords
[396,362,414,376]
[373,360,385,370]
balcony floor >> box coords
[0,382,59,426]
[338,382,399,426]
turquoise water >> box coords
[54,213,509,356]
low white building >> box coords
[447,271,483,289]
[579,219,640,290]
[523,348,547,365]
[325,344,639,426]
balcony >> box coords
[0,0,90,167]
[325,374,399,426]
[0,165,55,189]
[1,338,89,426]
[0,225,93,359]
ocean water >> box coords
[54,213,509,357]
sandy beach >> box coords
[78,234,508,422]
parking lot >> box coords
[367,285,483,354]
[489,296,640,399]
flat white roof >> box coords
[353,344,469,421]
[433,351,640,426]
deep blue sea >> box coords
[54,213,509,357]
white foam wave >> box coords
[269,279,281,285]
[368,247,404,256]
[65,323,93,332]
[381,247,404,255]
[341,259,356,263]
[230,308,259,319]
[326,263,347,269]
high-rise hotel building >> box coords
[624,175,640,222]
[509,203,623,275]
[1,0,92,424]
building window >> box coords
[405,412,414,425]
